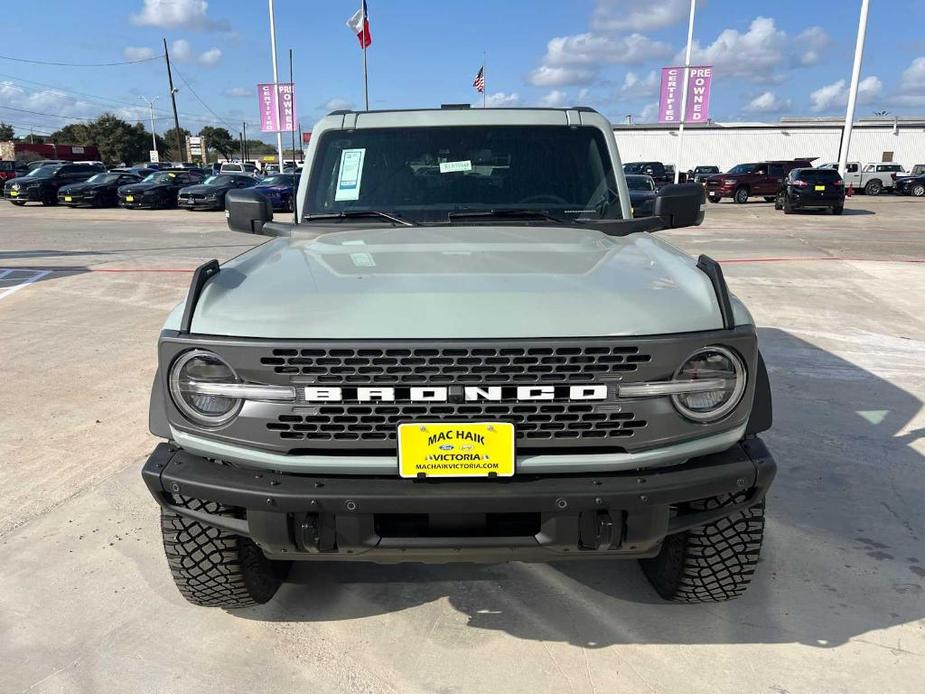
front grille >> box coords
[260,345,651,384]
[266,403,646,444]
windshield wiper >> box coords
[303,210,417,227]
[446,208,578,224]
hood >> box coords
[254,184,291,193]
[61,181,108,193]
[121,182,169,193]
[706,173,735,182]
[166,225,751,339]
[180,184,227,195]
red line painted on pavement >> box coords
[718,256,925,264]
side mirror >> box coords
[653,183,705,228]
[225,188,273,234]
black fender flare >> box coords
[746,350,773,435]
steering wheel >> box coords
[518,194,568,205]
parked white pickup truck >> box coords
[817,162,905,195]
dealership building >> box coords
[613,117,925,172]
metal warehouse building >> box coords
[613,117,925,172]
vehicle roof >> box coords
[314,106,610,131]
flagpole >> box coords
[267,0,284,169]
[483,51,487,108]
[674,0,696,184]
[362,0,369,110]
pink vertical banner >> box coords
[277,83,298,132]
[685,66,712,122]
[258,83,280,133]
[658,67,682,122]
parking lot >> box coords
[1,196,923,693]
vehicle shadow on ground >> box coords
[236,328,925,648]
[788,207,874,216]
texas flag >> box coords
[346,1,372,49]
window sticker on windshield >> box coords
[335,148,366,201]
[439,160,472,174]
[350,252,376,268]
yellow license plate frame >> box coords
[125,195,134,202]
[397,422,515,478]
[9,191,18,197]
[64,195,72,202]
[814,185,826,191]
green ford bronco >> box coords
[143,106,775,608]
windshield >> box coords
[25,165,61,179]
[260,174,296,186]
[794,168,841,182]
[727,163,757,175]
[625,175,655,191]
[695,166,718,174]
[203,175,235,186]
[306,126,621,223]
[86,173,121,184]
[141,173,178,184]
[222,164,242,172]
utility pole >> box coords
[239,131,244,161]
[163,38,183,162]
[242,121,248,161]
[674,0,697,183]
[139,96,159,160]
[267,0,285,167]
[838,0,870,179]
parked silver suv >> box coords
[142,107,775,609]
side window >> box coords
[847,163,859,173]
[768,164,784,177]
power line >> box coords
[0,53,163,67]
[0,105,93,122]
[172,66,239,131]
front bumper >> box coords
[142,437,776,562]
[178,198,222,210]
[6,187,44,201]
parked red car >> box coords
[705,160,813,203]
[0,160,28,182]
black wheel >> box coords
[707,195,721,204]
[640,492,766,603]
[911,183,925,197]
[864,180,882,196]
[783,196,794,214]
[832,205,844,215]
[41,197,57,206]
[774,194,783,210]
[763,196,775,202]
[733,187,749,204]
[161,496,290,608]
[10,200,26,206]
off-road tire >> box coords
[734,187,749,204]
[161,497,290,608]
[911,183,925,197]
[864,180,882,196]
[640,492,766,603]
[763,196,775,202]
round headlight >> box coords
[670,347,746,422]
[169,350,241,426]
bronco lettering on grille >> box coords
[303,385,608,402]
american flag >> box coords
[473,66,485,93]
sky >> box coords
[2,0,925,143]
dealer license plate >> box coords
[9,191,17,197]
[397,422,515,478]
[125,195,134,202]
[64,195,72,202]
[814,185,826,191]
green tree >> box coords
[199,126,235,161]
[50,114,156,165]
[0,122,15,140]
[162,126,191,161]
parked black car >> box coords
[894,173,925,197]
[58,171,143,207]
[689,165,720,184]
[252,173,300,211]
[178,174,258,210]
[775,167,845,214]
[623,161,672,187]
[3,162,103,206]
[118,170,204,209]
[625,174,658,217]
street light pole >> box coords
[674,0,697,184]
[267,0,285,168]
[139,96,159,160]
[838,0,870,179]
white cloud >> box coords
[123,46,155,61]
[890,56,925,106]
[529,32,671,87]
[0,81,146,126]
[809,76,883,112]
[484,92,521,108]
[687,17,830,84]
[638,102,659,123]
[592,0,690,32]
[171,39,193,61]
[322,98,354,111]
[743,91,791,113]
[197,48,222,66]
[539,90,569,107]
[620,70,659,99]
[222,86,251,98]
[131,0,228,31]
